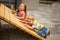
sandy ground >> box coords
[0,2,60,40]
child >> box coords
[26,16,50,38]
[16,3,27,20]
[11,3,34,23]
[16,3,35,24]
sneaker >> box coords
[47,31,50,36]
[44,34,47,39]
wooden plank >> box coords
[0,3,45,40]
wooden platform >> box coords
[0,3,45,40]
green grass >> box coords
[39,1,52,4]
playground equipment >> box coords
[0,3,45,40]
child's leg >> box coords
[43,26,50,35]
[38,26,50,38]
[38,29,46,38]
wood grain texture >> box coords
[0,3,45,40]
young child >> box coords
[16,3,35,24]
[11,3,34,23]
[16,3,27,20]
[26,15,50,38]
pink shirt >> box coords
[18,11,24,17]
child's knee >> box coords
[38,30,45,37]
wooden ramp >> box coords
[0,3,45,40]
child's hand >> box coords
[12,10,16,14]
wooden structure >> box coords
[0,3,45,40]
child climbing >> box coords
[16,3,34,24]
[11,3,30,23]
[16,3,27,20]
[25,15,50,38]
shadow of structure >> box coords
[0,20,38,40]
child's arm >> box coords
[12,10,16,14]
[11,5,16,15]
[24,23,38,33]
[24,24,34,30]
